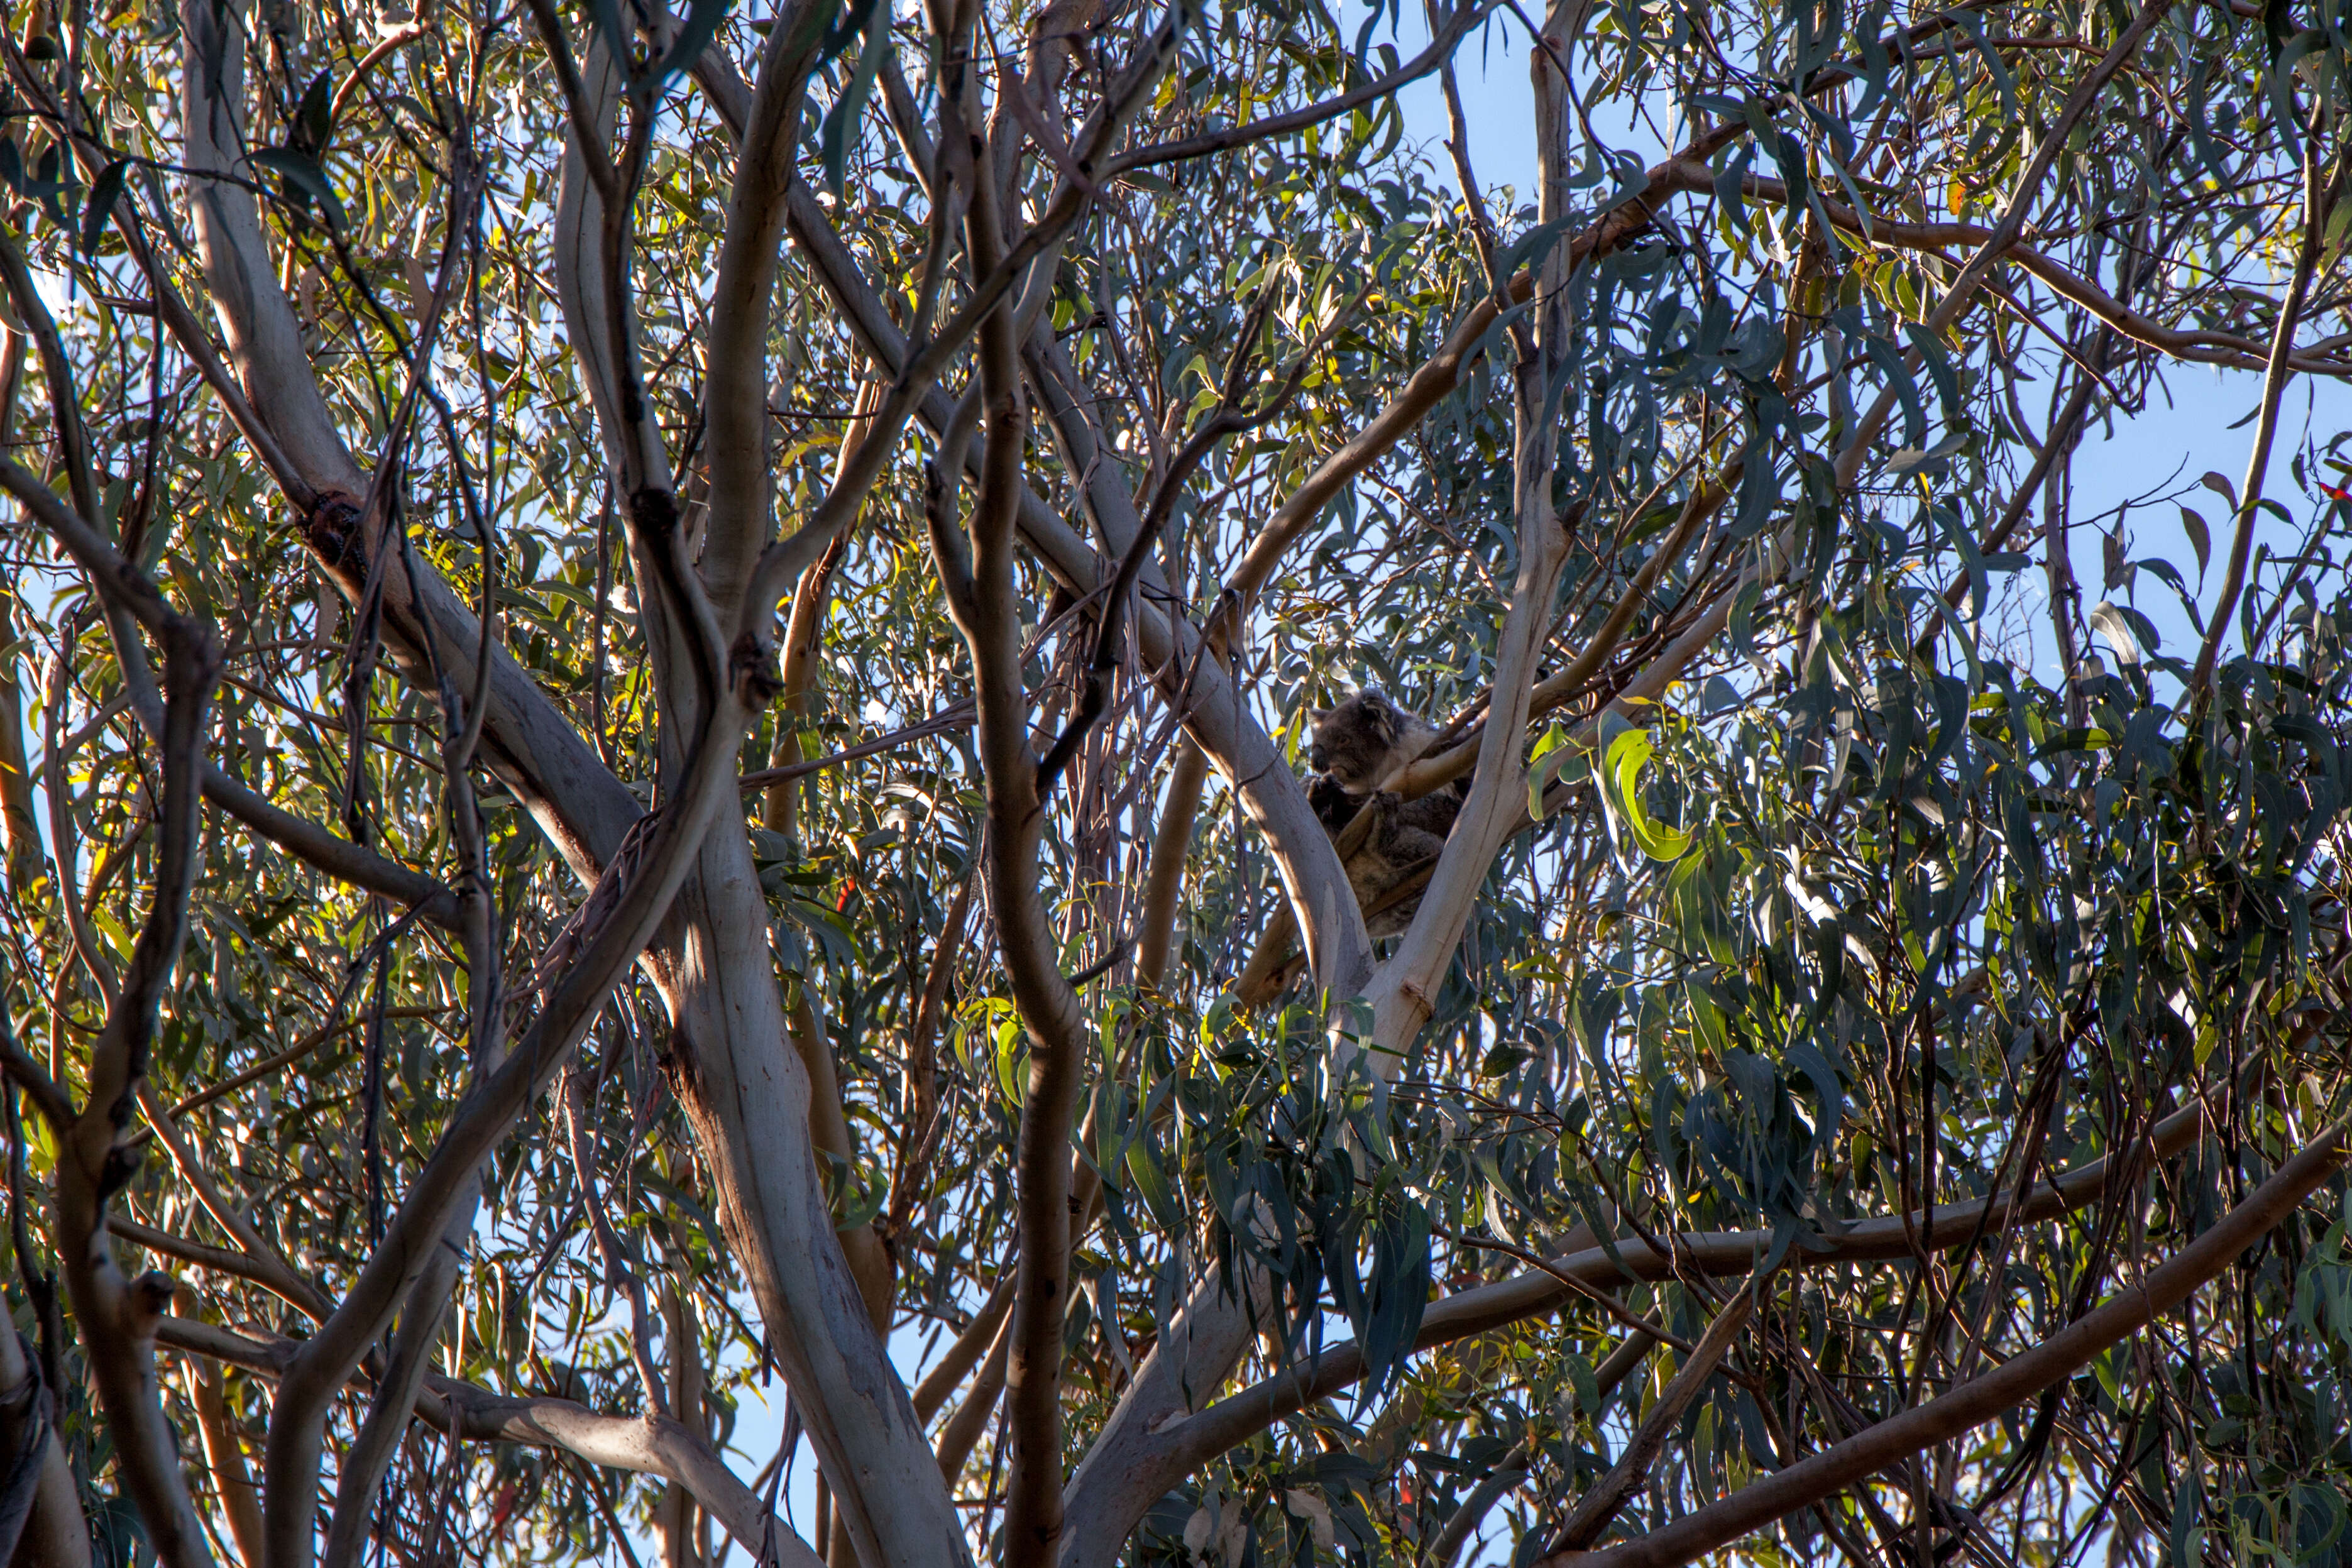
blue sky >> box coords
[1384,8,2343,687]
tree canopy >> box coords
[0,0,2347,1565]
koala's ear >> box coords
[1309,706,1331,723]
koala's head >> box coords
[1307,688,1427,793]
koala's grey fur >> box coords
[1307,776,1463,937]
[1304,688,1461,938]
[1308,688,1441,794]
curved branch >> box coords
[1547,1286,1755,1552]
[0,458,465,937]
[1015,327,1373,997]
[784,178,1370,1006]
[700,0,828,626]
[113,1219,324,1313]
[180,0,643,886]
[1111,0,1493,173]
[152,1315,823,1568]
[201,765,464,928]
[938,137,1093,1567]
[319,1193,479,1568]
[934,1311,1014,1479]
[178,0,365,495]
[1134,738,1210,989]
[1057,1266,1268,1568]
[326,20,429,129]
[2191,154,2337,695]
[1754,177,2352,380]
[48,599,224,1568]
[912,1271,1017,1423]
[442,1387,825,1568]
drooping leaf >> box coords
[248,147,348,233]
[79,158,128,256]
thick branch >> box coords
[318,1191,481,1568]
[179,0,642,884]
[939,136,1091,1566]
[700,0,827,626]
[1360,9,1578,1065]
[48,607,223,1568]
[261,671,764,1568]
[912,1271,1016,1423]
[783,156,1370,1009]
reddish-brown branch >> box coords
[1109,1085,2223,1494]
[1542,1110,2352,1567]
[949,146,1092,1568]
[1548,1286,1758,1552]
[1751,176,2352,380]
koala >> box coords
[1305,689,1463,939]
[1234,693,1462,1004]
[1308,688,1442,794]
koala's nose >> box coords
[1308,744,1327,770]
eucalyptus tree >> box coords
[0,0,2348,1564]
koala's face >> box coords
[1308,690,1412,792]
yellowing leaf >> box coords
[1602,728,1693,862]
